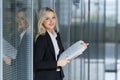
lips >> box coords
[49,23,54,26]
[19,23,22,26]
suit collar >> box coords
[46,32,56,60]
[45,31,63,61]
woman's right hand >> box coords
[81,42,89,49]
[57,58,70,67]
[4,56,11,65]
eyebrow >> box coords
[45,15,55,18]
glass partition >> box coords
[2,0,33,80]
[0,0,120,80]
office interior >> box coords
[0,0,120,80]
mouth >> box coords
[49,23,54,26]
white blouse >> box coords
[47,31,60,60]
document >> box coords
[59,40,87,60]
[3,39,17,59]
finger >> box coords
[86,43,89,45]
[7,61,11,65]
[67,61,70,63]
[6,59,11,65]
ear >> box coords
[42,23,44,26]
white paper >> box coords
[59,40,87,60]
[3,39,17,59]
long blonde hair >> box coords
[35,7,59,40]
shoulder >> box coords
[36,35,46,42]
[34,33,48,49]
[35,32,48,43]
[57,32,60,36]
[56,32,62,39]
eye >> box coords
[17,17,25,21]
[52,16,56,19]
[45,18,49,20]
[21,17,25,20]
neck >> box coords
[47,30,54,34]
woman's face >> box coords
[42,11,56,32]
[17,11,27,29]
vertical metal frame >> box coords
[31,0,34,80]
[103,0,106,80]
[67,0,72,80]
[115,0,118,80]
[87,0,90,80]
[0,0,3,79]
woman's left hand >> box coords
[81,42,89,48]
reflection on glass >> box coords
[3,0,32,80]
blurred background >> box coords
[0,0,120,80]
[34,0,120,80]
[0,0,32,80]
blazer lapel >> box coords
[46,32,56,60]
[56,33,64,60]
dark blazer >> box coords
[17,32,28,80]
[34,31,64,80]
[10,31,29,80]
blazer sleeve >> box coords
[34,35,57,71]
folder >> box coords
[59,40,87,60]
[3,39,17,59]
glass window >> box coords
[105,72,116,80]
[2,0,32,80]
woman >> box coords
[10,9,29,80]
[34,7,88,80]
[16,9,29,80]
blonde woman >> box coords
[34,7,88,80]
[34,7,69,80]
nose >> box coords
[17,17,21,23]
[50,18,53,22]
[18,19,21,24]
